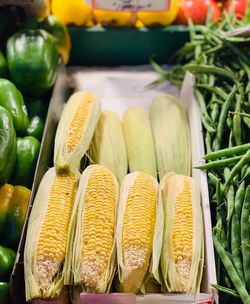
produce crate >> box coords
[11,65,218,304]
[68,25,190,66]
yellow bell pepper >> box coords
[0,184,31,249]
[136,0,180,27]
[51,0,92,26]
[93,10,133,27]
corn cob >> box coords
[149,95,191,179]
[122,107,157,178]
[65,164,119,293]
[89,111,128,184]
[24,168,79,301]
[54,91,100,173]
[160,172,204,295]
[116,172,158,293]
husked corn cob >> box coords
[24,168,79,301]
[149,95,191,179]
[122,107,157,178]
[65,164,119,293]
[160,172,204,295]
[89,111,128,184]
[116,172,158,293]
[54,91,100,173]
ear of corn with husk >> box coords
[24,167,79,301]
[64,164,119,293]
[89,111,128,184]
[54,91,101,173]
[149,95,191,179]
[160,172,204,295]
[116,171,158,293]
[122,107,157,179]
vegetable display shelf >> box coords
[68,25,190,66]
[10,65,217,304]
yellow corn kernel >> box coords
[54,91,100,173]
[117,172,158,293]
[24,168,78,301]
[160,172,204,295]
[65,92,94,153]
[67,165,119,293]
[172,177,193,287]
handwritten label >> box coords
[92,0,170,12]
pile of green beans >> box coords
[152,15,250,304]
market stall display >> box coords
[0,1,249,304]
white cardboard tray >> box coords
[69,66,218,304]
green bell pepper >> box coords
[0,52,8,78]
[0,106,17,185]
[26,98,48,140]
[7,29,59,97]
[27,117,45,140]
[24,15,71,64]
[0,245,15,281]
[0,79,29,135]
[11,136,40,188]
[0,282,11,304]
[3,186,30,249]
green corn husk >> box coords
[64,164,119,293]
[54,91,101,173]
[89,111,128,184]
[160,172,204,296]
[149,95,191,179]
[122,106,157,178]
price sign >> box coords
[92,0,170,12]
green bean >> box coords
[241,166,250,181]
[227,116,233,128]
[183,63,238,83]
[230,111,250,119]
[211,284,240,298]
[211,103,220,124]
[231,181,245,284]
[213,234,250,304]
[221,267,233,289]
[195,155,242,170]
[205,132,212,153]
[204,143,250,160]
[195,89,216,133]
[225,149,250,188]
[207,98,224,108]
[213,84,240,151]
[233,93,243,146]
[214,217,228,249]
[226,183,235,224]
[195,44,202,60]
[243,115,250,129]
[241,186,250,293]
[208,172,219,186]
[229,130,235,148]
